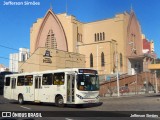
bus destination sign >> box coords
[79,69,97,74]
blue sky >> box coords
[0,0,160,67]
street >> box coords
[0,94,160,120]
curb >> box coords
[100,93,160,100]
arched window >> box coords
[120,53,123,67]
[95,33,97,41]
[80,34,83,42]
[97,33,99,41]
[90,53,93,67]
[77,33,80,42]
[100,33,102,40]
[101,52,105,67]
[103,32,105,40]
[45,29,57,49]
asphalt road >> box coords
[0,94,160,120]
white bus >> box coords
[4,68,99,107]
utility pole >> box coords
[97,44,99,72]
[115,43,120,97]
[135,68,138,94]
[66,0,68,15]
[155,70,158,93]
[154,58,158,94]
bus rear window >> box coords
[5,77,10,86]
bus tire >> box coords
[18,94,24,104]
[55,96,64,107]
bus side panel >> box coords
[35,85,66,103]
[52,85,66,103]
[4,86,11,100]
[24,86,34,101]
[16,86,34,102]
[39,85,52,102]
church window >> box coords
[97,33,99,41]
[120,53,123,67]
[95,32,105,42]
[103,32,105,40]
[90,53,93,67]
[95,34,97,41]
[100,33,102,41]
[101,52,105,66]
[45,29,57,49]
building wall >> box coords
[56,13,84,53]
[143,39,151,52]
[18,47,85,73]
[30,18,43,54]
[100,72,156,96]
[77,11,143,75]
[0,64,8,72]
[150,41,154,53]
[9,48,29,72]
[78,42,111,75]
[30,10,68,53]
[29,9,144,75]
[126,12,143,57]
[142,34,154,54]
[9,53,19,72]
[19,48,30,61]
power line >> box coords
[0,44,112,59]
[0,43,136,72]
[0,55,57,68]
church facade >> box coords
[18,9,155,75]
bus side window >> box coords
[11,78,16,89]
[17,76,25,86]
[53,76,59,85]
[42,74,52,85]
[5,77,10,86]
[25,75,33,86]
[53,72,64,85]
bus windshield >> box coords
[77,74,99,91]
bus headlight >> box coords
[76,94,83,99]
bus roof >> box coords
[5,68,97,77]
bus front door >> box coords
[34,76,41,102]
[67,74,75,103]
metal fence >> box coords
[99,72,159,97]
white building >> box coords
[0,64,8,72]
[9,48,30,72]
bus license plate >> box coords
[88,100,95,103]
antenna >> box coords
[50,2,53,10]
[66,0,68,15]
[130,4,133,12]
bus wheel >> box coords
[18,95,24,104]
[55,96,64,107]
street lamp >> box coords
[135,67,138,94]
[115,43,120,97]
[135,62,139,94]
[116,52,120,97]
